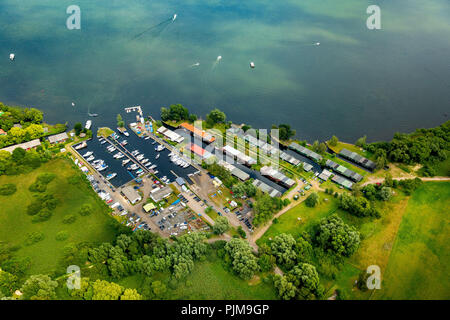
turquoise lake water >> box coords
[0,0,449,142]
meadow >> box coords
[257,182,450,299]
[374,182,450,299]
[256,193,340,246]
[0,159,119,277]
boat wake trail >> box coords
[211,55,222,71]
[131,18,172,41]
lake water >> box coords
[0,0,449,142]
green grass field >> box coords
[0,159,119,277]
[257,193,340,246]
[119,250,277,300]
[374,182,450,299]
[257,183,450,300]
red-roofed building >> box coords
[180,122,215,144]
[0,129,7,136]
[188,143,213,159]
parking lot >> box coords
[146,192,210,236]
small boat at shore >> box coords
[127,164,138,171]
[97,165,108,172]
[83,151,93,157]
[155,145,165,152]
[106,173,117,180]
[86,155,95,162]
[122,159,131,166]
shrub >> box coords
[31,208,52,223]
[26,194,58,216]
[0,183,17,196]
[26,200,43,216]
[237,226,247,239]
[25,232,45,246]
[28,173,56,193]
[55,231,69,241]
[305,193,319,208]
[37,172,56,184]
[63,214,77,224]
[78,204,93,216]
[28,181,47,193]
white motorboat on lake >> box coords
[83,151,93,157]
[86,155,95,161]
[122,159,131,166]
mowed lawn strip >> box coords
[0,159,118,276]
[375,182,450,299]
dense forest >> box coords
[366,121,449,171]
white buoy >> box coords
[9,53,15,61]
[173,14,177,21]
